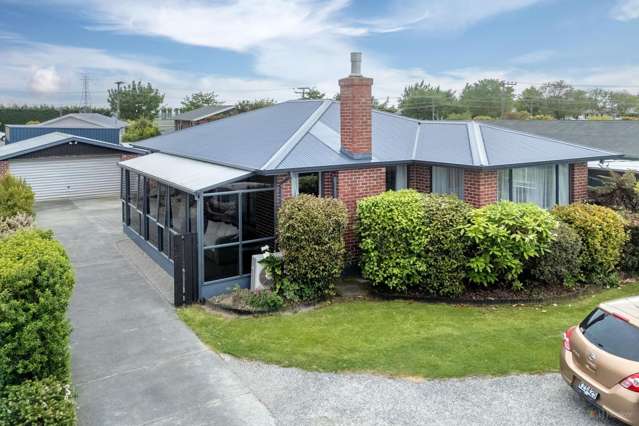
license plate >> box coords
[576,381,599,401]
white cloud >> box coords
[511,49,555,65]
[29,66,62,93]
[611,0,639,21]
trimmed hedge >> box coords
[552,204,627,279]
[0,175,35,220]
[529,222,583,287]
[0,230,75,388]
[358,190,429,293]
[358,191,472,296]
[278,195,348,300]
[464,202,557,289]
[0,377,76,426]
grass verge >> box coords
[178,283,639,379]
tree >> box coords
[609,91,639,116]
[539,81,592,119]
[123,117,161,142]
[234,99,275,114]
[399,81,459,120]
[180,91,220,112]
[460,79,514,118]
[299,88,325,99]
[107,81,164,121]
[515,86,544,115]
[373,97,397,113]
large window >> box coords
[292,172,321,196]
[498,164,569,209]
[203,179,275,283]
[432,166,464,199]
[385,165,407,191]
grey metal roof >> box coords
[135,100,621,173]
[0,132,145,161]
[119,152,249,193]
[37,113,128,128]
[488,120,639,159]
[173,105,235,122]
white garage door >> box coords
[9,155,122,200]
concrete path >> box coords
[36,198,275,426]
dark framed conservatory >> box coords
[119,154,277,301]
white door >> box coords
[9,155,122,200]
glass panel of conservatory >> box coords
[158,184,168,226]
[204,245,240,281]
[169,187,186,234]
[129,172,139,205]
[242,241,272,275]
[188,195,197,233]
[129,207,141,234]
[147,179,159,220]
[558,164,570,205]
[203,194,239,246]
[148,219,159,248]
[512,165,556,209]
[242,191,275,241]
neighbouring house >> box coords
[173,105,235,131]
[493,120,639,185]
[5,113,128,144]
[119,52,620,302]
[0,132,145,200]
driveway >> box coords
[36,198,275,426]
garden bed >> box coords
[371,282,595,305]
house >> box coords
[173,105,235,131]
[119,52,620,302]
[5,113,128,145]
[492,120,639,185]
[0,132,145,200]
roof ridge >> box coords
[467,122,488,166]
[481,122,621,156]
[411,123,421,160]
[261,100,333,170]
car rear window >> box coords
[580,308,639,362]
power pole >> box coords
[80,74,91,113]
[114,81,125,119]
[500,81,517,118]
[294,87,311,99]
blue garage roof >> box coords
[137,99,621,172]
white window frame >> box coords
[290,171,322,197]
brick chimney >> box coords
[339,52,373,159]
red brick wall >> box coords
[463,169,498,208]
[0,160,8,178]
[336,167,386,260]
[322,171,337,197]
[339,76,373,158]
[275,174,292,211]
[408,164,431,193]
[570,162,588,203]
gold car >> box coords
[560,296,639,425]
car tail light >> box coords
[620,374,639,392]
[563,326,576,351]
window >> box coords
[498,164,570,209]
[432,166,464,199]
[203,194,239,247]
[297,172,320,196]
[242,191,275,241]
[580,308,639,362]
[386,165,407,191]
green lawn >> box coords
[178,283,639,379]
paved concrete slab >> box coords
[36,198,275,426]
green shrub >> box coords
[464,201,557,289]
[419,194,472,296]
[528,222,583,287]
[278,195,348,301]
[0,213,34,238]
[0,175,35,220]
[0,377,76,425]
[0,230,75,388]
[247,289,284,311]
[358,190,429,293]
[614,211,639,274]
[552,204,627,279]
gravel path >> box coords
[222,355,622,426]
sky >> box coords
[0,0,638,108]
